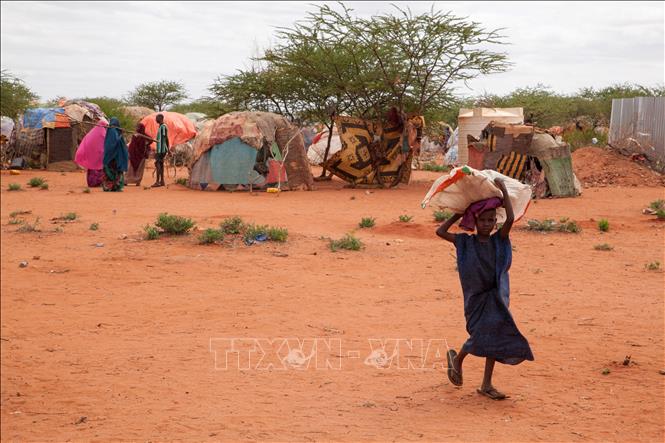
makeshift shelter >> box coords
[12,104,106,169]
[140,111,197,149]
[122,106,154,125]
[188,111,314,191]
[457,108,524,165]
[470,122,581,198]
[323,113,424,187]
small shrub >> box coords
[398,215,413,223]
[598,219,609,232]
[8,183,21,191]
[198,228,224,244]
[83,188,91,194]
[433,210,453,222]
[155,213,195,235]
[28,177,46,188]
[8,218,23,225]
[422,163,450,173]
[649,199,665,211]
[645,261,661,271]
[63,212,78,221]
[359,217,376,228]
[330,234,363,252]
[594,243,613,251]
[9,210,31,218]
[143,225,160,240]
[220,216,245,235]
[243,223,268,242]
[175,177,189,186]
[526,219,555,232]
[558,218,580,233]
[656,209,665,220]
[39,183,49,190]
[267,226,289,242]
[89,223,99,231]
[17,217,40,233]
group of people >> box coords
[80,114,170,192]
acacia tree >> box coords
[1,70,38,118]
[127,80,187,111]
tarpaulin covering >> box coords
[75,118,108,170]
[140,111,197,150]
[22,108,70,129]
[189,138,266,189]
[307,128,342,165]
[63,100,106,121]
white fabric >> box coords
[307,130,342,165]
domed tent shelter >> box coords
[188,111,314,191]
[121,106,154,125]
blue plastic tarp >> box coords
[22,108,67,129]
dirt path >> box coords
[1,167,663,442]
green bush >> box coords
[220,216,245,235]
[143,225,160,240]
[89,222,99,231]
[17,217,40,233]
[175,177,188,186]
[27,177,46,188]
[594,243,613,251]
[83,188,91,194]
[359,217,376,228]
[8,183,21,191]
[398,215,413,223]
[8,218,23,225]
[62,212,78,221]
[657,209,665,220]
[558,217,581,233]
[243,223,268,242]
[39,183,49,190]
[422,163,450,173]
[563,128,607,150]
[598,219,609,232]
[9,210,31,218]
[526,219,555,232]
[649,199,665,211]
[330,234,363,252]
[267,226,289,242]
[645,261,661,271]
[155,213,195,235]
[433,210,453,222]
[198,228,224,244]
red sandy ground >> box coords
[1,161,664,442]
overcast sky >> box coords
[1,1,663,102]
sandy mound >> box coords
[572,146,665,187]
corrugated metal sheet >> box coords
[609,97,665,166]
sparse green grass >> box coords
[433,210,453,222]
[398,215,413,223]
[155,213,195,235]
[27,177,46,188]
[89,223,99,231]
[645,261,661,271]
[267,227,289,242]
[422,163,450,173]
[359,217,376,228]
[594,243,613,251]
[198,228,224,244]
[8,183,21,191]
[649,199,665,211]
[8,218,24,225]
[558,218,581,233]
[9,210,31,218]
[39,183,49,190]
[143,225,160,240]
[175,177,189,186]
[598,219,609,232]
[526,219,555,232]
[17,217,40,233]
[243,224,269,242]
[220,216,245,235]
[657,209,665,220]
[62,212,78,221]
[83,188,91,194]
[330,234,363,252]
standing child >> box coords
[152,114,169,187]
[436,177,533,400]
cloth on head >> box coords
[460,197,503,232]
[103,117,129,172]
[128,123,151,171]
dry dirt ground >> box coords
[1,162,663,442]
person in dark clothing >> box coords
[436,177,534,400]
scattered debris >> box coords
[19,261,28,268]
[75,416,87,425]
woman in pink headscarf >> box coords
[125,122,152,186]
[75,119,108,187]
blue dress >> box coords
[454,232,534,365]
